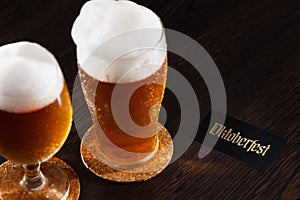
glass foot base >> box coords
[0,157,80,200]
[80,124,173,182]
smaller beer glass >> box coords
[0,42,76,200]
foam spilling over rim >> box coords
[71,0,167,83]
[0,41,64,113]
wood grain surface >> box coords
[0,0,299,199]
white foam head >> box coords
[71,0,166,83]
[0,42,64,113]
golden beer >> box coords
[71,0,168,169]
[79,58,167,166]
[0,84,72,164]
[0,41,78,200]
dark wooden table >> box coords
[1,0,299,199]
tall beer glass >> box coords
[78,43,167,169]
[72,0,171,173]
[0,42,78,200]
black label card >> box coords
[195,111,287,171]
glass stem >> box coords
[21,163,45,191]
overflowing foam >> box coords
[71,0,166,83]
[0,42,64,113]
